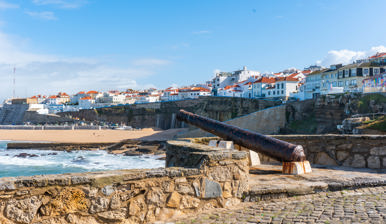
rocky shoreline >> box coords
[6,140,167,158]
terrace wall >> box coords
[273,135,386,170]
[0,141,248,224]
[192,135,386,170]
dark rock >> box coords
[124,151,141,156]
[14,153,39,158]
[72,156,88,164]
[136,147,153,154]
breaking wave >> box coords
[0,141,164,177]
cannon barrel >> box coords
[177,109,306,162]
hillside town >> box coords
[4,52,386,114]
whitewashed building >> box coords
[79,96,95,109]
[211,66,260,96]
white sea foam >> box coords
[0,147,164,177]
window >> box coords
[273,91,275,95]
[268,91,271,96]
[277,91,279,95]
[281,90,284,94]
[363,68,369,76]
[345,80,349,86]
[338,81,343,87]
[344,69,349,78]
[351,68,357,76]
[374,68,380,75]
[281,83,284,89]
[338,70,343,78]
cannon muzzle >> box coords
[177,109,306,162]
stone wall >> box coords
[0,141,248,224]
[61,96,280,129]
[274,135,386,170]
[189,135,386,170]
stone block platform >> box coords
[246,164,386,202]
[170,165,386,223]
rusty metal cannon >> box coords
[177,109,306,163]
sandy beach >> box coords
[0,128,186,143]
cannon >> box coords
[177,109,306,162]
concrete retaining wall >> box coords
[61,96,280,129]
[179,105,287,138]
[0,141,248,224]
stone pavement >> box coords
[171,186,386,224]
[246,164,385,201]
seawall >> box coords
[179,104,288,138]
[192,135,386,170]
[61,96,280,129]
[0,141,249,224]
[273,135,386,170]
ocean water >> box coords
[0,141,165,178]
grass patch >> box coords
[357,116,386,132]
[357,94,386,113]
[365,116,386,132]
[286,114,318,134]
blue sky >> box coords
[0,0,385,100]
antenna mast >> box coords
[13,67,15,99]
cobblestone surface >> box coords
[172,186,386,224]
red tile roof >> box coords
[80,96,92,100]
[261,77,276,83]
[369,52,386,59]
[86,90,98,94]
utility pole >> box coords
[13,67,15,99]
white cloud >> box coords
[0,1,18,9]
[32,0,87,9]
[0,31,169,101]
[25,11,57,20]
[318,45,386,66]
[131,58,171,66]
[192,30,211,35]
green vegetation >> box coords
[286,115,318,134]
[357,94,386,113]
[364,116,386,132]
